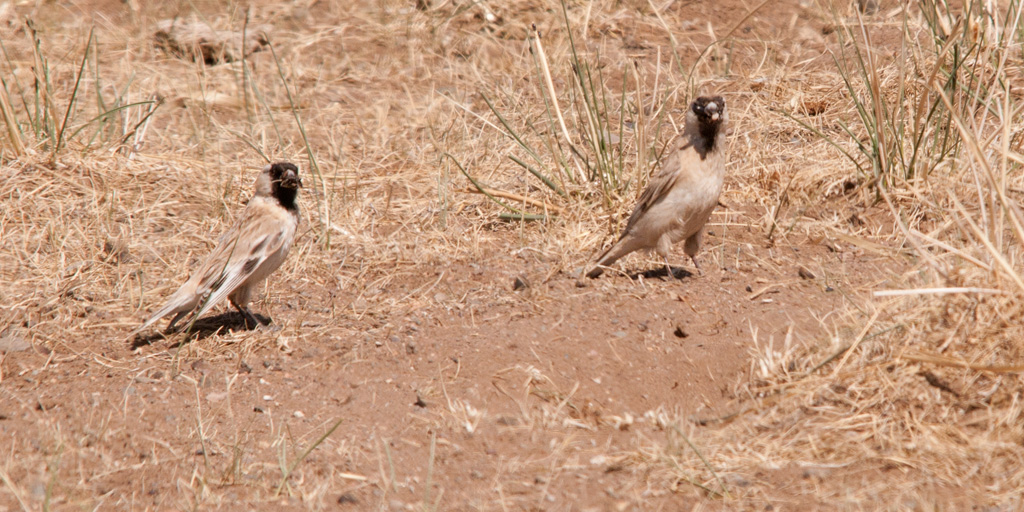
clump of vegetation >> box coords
[0,20,159,162]
[453,4,676,222]
[657,0,1024,505]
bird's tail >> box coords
[130,290,196,336]
[586,237,634,278]
[130,303,176,337]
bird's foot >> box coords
[691,257,704,277]
[235,306,267,330]
[663,258,680,280]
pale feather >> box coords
[136,194,299,332]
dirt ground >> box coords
[3,209,899,511]
[1,0,1016,510]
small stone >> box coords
[857,0,878,14]
[513,276,529,291]
[673,327,688,338]
[496,416,519,426]
[0,330,30,353]
[153,18,270,65]
[797,266,816,280]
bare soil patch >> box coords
[2,0,1020,510]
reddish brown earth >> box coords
[0,0,919,510]
[1,200,900,510]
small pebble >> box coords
[513,276,529,291]
[797,266,816,280]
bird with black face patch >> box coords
[135,162,302,333]
[587,96,728,279]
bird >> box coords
[135,162,302,334]
[587,95,728,279]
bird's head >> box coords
[690,96,726,125]
[268,162,302,190]
[254,162,301,208]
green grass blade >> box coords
[508,154,566,197]
[444,152,524,215]
[54,27,93,157]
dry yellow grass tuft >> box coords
[1,0,1023,509]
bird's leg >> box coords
[165,311,190,333]
[233,303,265,329]
[684,231,704,277]
[691,255,704,276]
[656,238,676,280]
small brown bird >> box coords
[587,96,728,278]
[135,162,302,333]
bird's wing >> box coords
[622,139,694,232]
[187,198,297,322]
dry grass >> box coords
[1,0,1024,509]
[639,1,1024,508]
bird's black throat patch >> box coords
[268,162,300,211]
[689,96,725,160]
[696,122,722,158]
[274,186,299,211]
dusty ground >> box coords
[2,0,1021,510]
[2,209,899,511]
[3,213,896,510]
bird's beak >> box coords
[706,101,720,121]
[280,169,301,189]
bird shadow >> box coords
[631,266,694,281]
[129,311,272,349]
